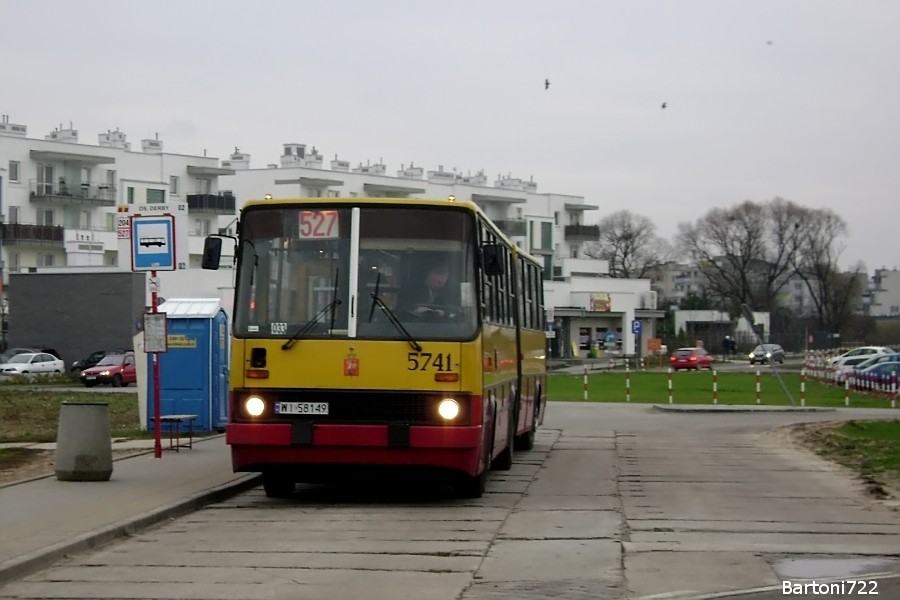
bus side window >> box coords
[482,243,504,277]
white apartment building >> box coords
[863,268,900,317]
[0,120,662,358]
[0,115,237,308]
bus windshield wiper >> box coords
[369,272,421,352]
[282,268,340,350]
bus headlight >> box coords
[245,395,266,417]
[438,398,460,421]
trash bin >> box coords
[55,402,113,481]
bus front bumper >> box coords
[226,422,484,474]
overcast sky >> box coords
[3,0,898,271]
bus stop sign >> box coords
[131,214,176,271]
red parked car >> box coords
[80,352,137,387]
[670,347,714,371]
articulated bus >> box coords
[202,196,546,497]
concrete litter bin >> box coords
[55,402,113,481]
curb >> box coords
[0,472,262,587]
[652,404,837,413]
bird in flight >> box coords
[661,102,667,109]
[544,78,550,90]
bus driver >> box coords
[402,256,452,318]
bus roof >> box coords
[239,196,542,270]
[241,196,481,212]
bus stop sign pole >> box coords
[131,214,176,458]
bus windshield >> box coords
[234,205,478,341]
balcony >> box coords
[564,224,600,241]
[1,223,65,247]
[494,219,526,237]
[29,180,116,206]
[187,193,236,214]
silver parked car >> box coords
[748,343,785,365]
[0,352,65,377]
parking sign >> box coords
[632,319,642,335]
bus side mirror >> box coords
[482,243,504,277]
[202,236,224,270]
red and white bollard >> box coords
[625,363,631,402]
[756,370,761,405]
[583,365,588,402]
[892,372,898,409]
[668,368,673,404]
[712,370,718,405]
[800,369,806,407]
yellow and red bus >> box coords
[203,196,546,497]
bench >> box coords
[158,414,198,452]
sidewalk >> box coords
[0,435,260,587]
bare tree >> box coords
[791,208,864,332]
[584,210,672,278]
[675,198,805,313]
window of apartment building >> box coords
[543,255,552,281]
[36,164,53,195]
[570,246,578,258]
[541,222,552,250]
[38,208,54,226]
[8,206,19,224]
[8,161,20,183]
[553,211,559,226]
[127,186,135,204]
[106,213,116,231]
[10,252,20,272]
[106,169,116,186]
[146,188,165,203]
[81,167,92,185]
[169,176,179,195]
[327,190,340,197]
[192,218,210,237]
[36,253,54,267]
[197,178,211,194]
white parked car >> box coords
[828,346,895,370]
[0,352,65,377]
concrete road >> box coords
[2,403,899,600]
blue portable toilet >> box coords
[146,298,229,432]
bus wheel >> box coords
[514,425,536,451]
[456,471,486,498]
[262,471,295,498]
[514,396,539,451]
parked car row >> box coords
[828,346,896,370]
[0,347,136,386]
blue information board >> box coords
[632,319,642,335]
[131,215,176,271]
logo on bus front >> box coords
[343,352,359,376]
